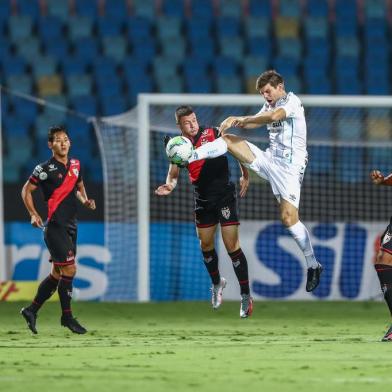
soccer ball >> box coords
[165,136,194,166]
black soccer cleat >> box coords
[20,307,38,334]
[381,324,392,342]
[306,262,323,292]
[61,316,87,334]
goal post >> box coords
[130,93,392,302]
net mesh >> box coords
[93,111,139,300]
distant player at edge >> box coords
[370,169,392,341]
[187,70,322,292]
[156,106,253,318]
[20,125,96,334]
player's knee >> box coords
[281,213,293,227]
[50,264,60,278]
[222,134,238,149]
[199,240,214,252]
[224,240,240,253]
[61,263,77,277]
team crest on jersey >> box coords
[48,164,57,171]
[221,206,231,219]
[70,159,76,164]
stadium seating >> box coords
[0,0,391,184]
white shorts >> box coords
[244,142,307,209]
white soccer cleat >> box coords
[211,277,227,309]
[240,294,253,318]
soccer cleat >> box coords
[240,294,253,318]
[20,307,38,334]
[61,316,87,334]
[211,277,227,309]
[381,325,392,342]
[306,262,323,292]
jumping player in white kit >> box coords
[187,69,322,292]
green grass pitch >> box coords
[1,301,391,391]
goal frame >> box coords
[137,93,392,301]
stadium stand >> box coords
[0,0,391,183]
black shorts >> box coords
[44,222,77,265]
[194,187,239,228]
[380,216,392,255]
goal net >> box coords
[94,94,392,302]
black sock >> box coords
[58,275,74,318]
[229,248,250,295]
[375,264,392,315]
[202,249,221,285]
[29,274,59,313]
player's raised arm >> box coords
[155,164,180,196]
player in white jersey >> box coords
[188,70,322,292]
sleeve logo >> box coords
[39,171,48,180]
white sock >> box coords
[189,138,228,163]
[287,221,318,269]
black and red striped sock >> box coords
[58,275,74,318]
[29,274,59,313]
[229,248,250,295]
[202,249,221,285]
[375,264,392,315]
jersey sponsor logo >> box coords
[271,120,283,127]
[39,171,48,180]
[289,194,297,202]
[221,206,231,219]
[48,164,57,172]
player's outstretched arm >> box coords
[219,108,287,135]
[371,170,392,186]
[155,164,180,196]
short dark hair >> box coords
[256,70,284,91]
[48,125,69,142]
[175,105,194,124]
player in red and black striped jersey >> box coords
[371,169,392,341]
[155,106,253,318]
[20,125,96,335]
